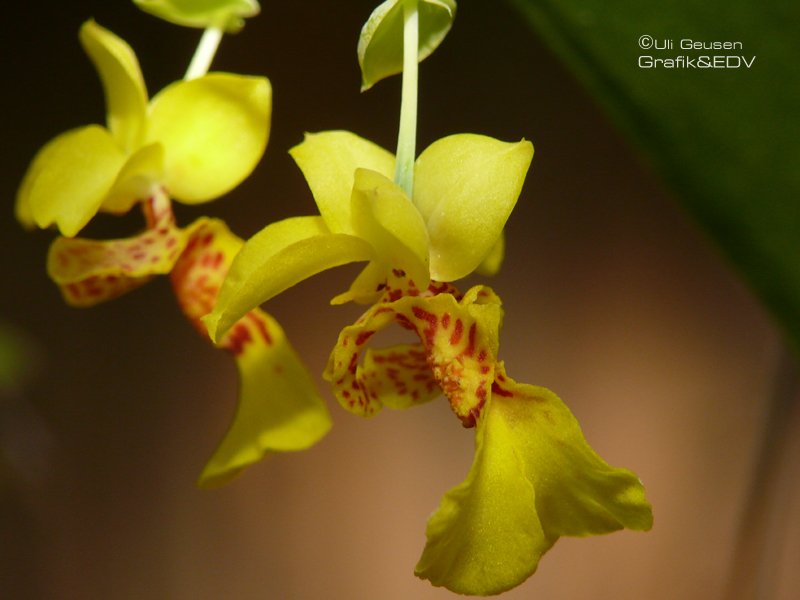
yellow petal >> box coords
[204,216,374,341]
[351,168,430,289]
[16,125,126,237]
[101,142,165,214]
[414,134,533,281]
[475,231,504,276]
[47,193,186,306]
[168,218,330,488]
[289,131,395,234]
[415,393,549,595]
[330,261,387,306]
[358,0,457,91]
[147,73,271,203]
[199,308,331,487]
[79,20,148,152]
[416,364,653,594]
[134,0,260,32]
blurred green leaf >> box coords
[508,0,800,349]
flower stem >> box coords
[184,26,224,80]
[394,0,419,197]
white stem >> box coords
[184,27,224,80]
[394,0,419,197]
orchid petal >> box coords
[351,168,430,289]
[204,216,374,342]
[330,261,387,306]
[475,231,504,276]
[358,0,457,91]
[414,134,533,281]
[47,194,185,306]
[290,131,395,234]
[101,142,165,214]
[134,0,260,32]
[147,73,271,203]
[169,219,330,488]
[16,125,126,237]
[199,308,331,487]
[416,364,653,595]
[79,20,148,152]
[325,283,500,422]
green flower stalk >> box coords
[206,0,653,593]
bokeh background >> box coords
[2,1,798,599]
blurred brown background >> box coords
[2,1,798,599]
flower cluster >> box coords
[17,0,652,595]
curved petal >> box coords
[47,192,185,306]
[79,20,148,152]
[325,282,501,422]
[147,73,271,203]
[101,142,165,214]
[414,134,533,281]
[199,308,331,487]
[168,218,330,488]
[16,125,126,237]
[289,131,395,234]
[204,216,374,341]
[475,230,505,276]
[416,364,653,595]
[415,393,549,595]
[351,168,430,289]
[358,0,457,91]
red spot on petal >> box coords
[356,330,375,346]
[449,319,463,345]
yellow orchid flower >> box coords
[16,20,331,487]
[16,19,270,238]
[205,129,653,594]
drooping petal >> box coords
[415,390,549,596]
[416,363,653,595]
[133,0,260,32]
[16,125,126,237]
[170,218,331,488]
[413,134,533,281]
[79,20,148,152]
[146,73,271,203]
[204,216,374,342]
[101,142,165,214]
[358,0,457,91]
[289,131,395,234]
[199,308,332,487]
[47,192,185,306]
[351,168,430,289]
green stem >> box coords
[394,0,419,197]
[184,26,224,80]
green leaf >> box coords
[507,0,800,350]
[358,0,457,91]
